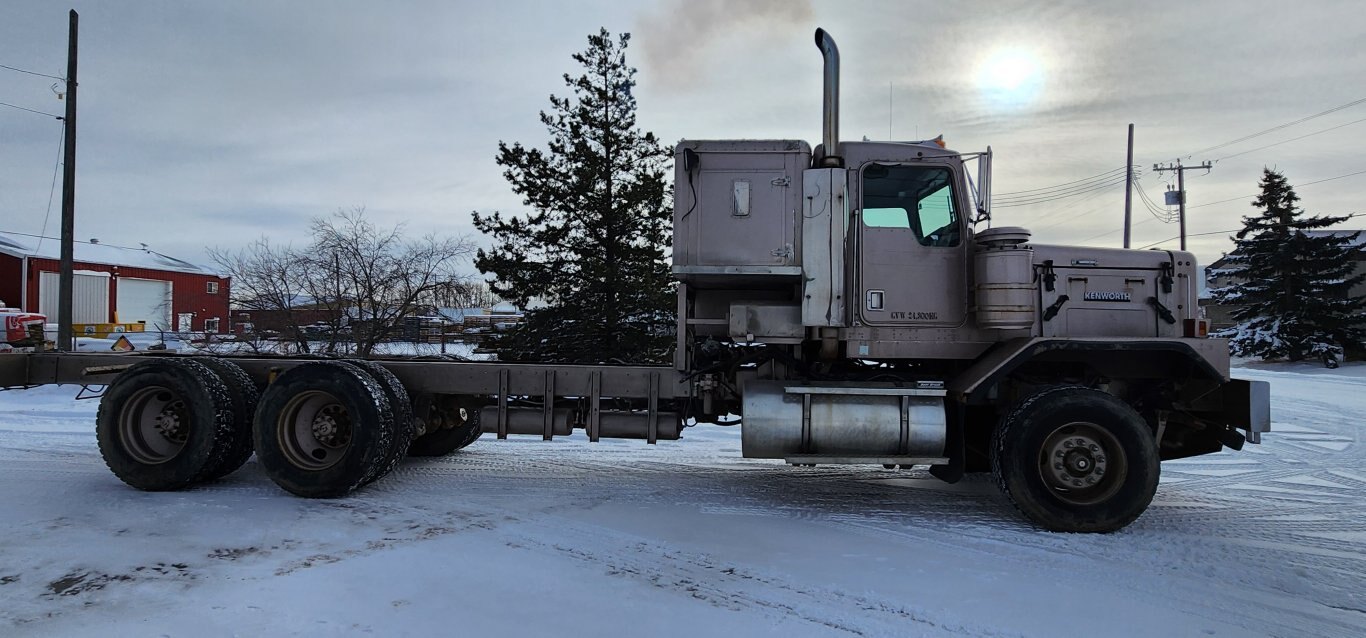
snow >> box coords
[1,363,1365,635]
[0,231,220,276]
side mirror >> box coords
[975,146,992,223]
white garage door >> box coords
[38,271,110,324]
[117,278,173,329]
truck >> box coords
[0,303,46,352]
[0,29,1268,533]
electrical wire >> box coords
[994,172,1132,207]
[994,170,1131,204]
[994,166,1128,197]
[34,126,66,255]
[1187,169,1366,209]
[1026,181,1130,231]
[0,100,62,119]
[1136,213,1364,250]
[0,228,156,253]
[1133,178,1177,223]
[0,63,65,81]
[1214,116,1366,163]
[1179,96,1366,159]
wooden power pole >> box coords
[57,9,78,351]
[1152,160,1212,251]
[1123,123,1134,248]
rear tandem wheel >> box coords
[253,361,396,498]
[95,358,237,491]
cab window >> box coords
[861,163,960,247]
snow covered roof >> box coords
[0,231,219,276]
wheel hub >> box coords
[153,402,188,443]
[279,391,354,470]
[310,406,350,447]
[1040,422,1127,505]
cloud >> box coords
[634,0,813,84]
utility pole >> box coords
[1152,160,1212,251]
[1123,123,1134,248]
[57,9,78,352]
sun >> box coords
[977,47,1045,105]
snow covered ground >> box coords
[1,363,1363,636]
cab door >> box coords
[856,162,968,327]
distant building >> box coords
[1202,230,1366,330]
[0,232,230,333]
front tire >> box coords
[990,386,1159,533]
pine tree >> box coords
[472,29,673,364]
[1211,168,1366,363]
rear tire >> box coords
[408,394,482,457]
[96,359,236,491]
[253,361,394,498]
[192,357,259,481]
[990,386,1159,533]
[346,359,414,485]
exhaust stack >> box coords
[814,28,842,167]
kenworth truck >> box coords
[0,29,1268,533]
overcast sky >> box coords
[2,0,1362,275]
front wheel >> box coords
[990,386,1159,533]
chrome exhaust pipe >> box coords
[814,28,842,167]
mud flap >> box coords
[1223,379,1271,444]
[929,402,965,483]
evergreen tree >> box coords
[1211,168,1365,363]
[473,29,673,364]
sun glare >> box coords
[977,47,1044,106]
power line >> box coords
[1214,116,1366,163]
[1026,181,1130,230]
[1180,96,1366,159]
[1136,228,1241,250]
[35,126,66,255]
[0,228,156,254]
[994,172,1133,207]
[1136,213,1365,250]
[1133,177,1176,222]
[995,166,1128,197]
[0,100,62,119]
[0,63,65,81]
[1187,168,1366,210]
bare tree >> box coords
[210,237,315,354]
[212,208,476,356]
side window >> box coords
[861,164,960,247]
[862,208,910,228]
[916,184,956,245]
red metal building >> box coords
[0,232,231,333]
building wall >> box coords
[22,257,230,332]
[0,254,21,309]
